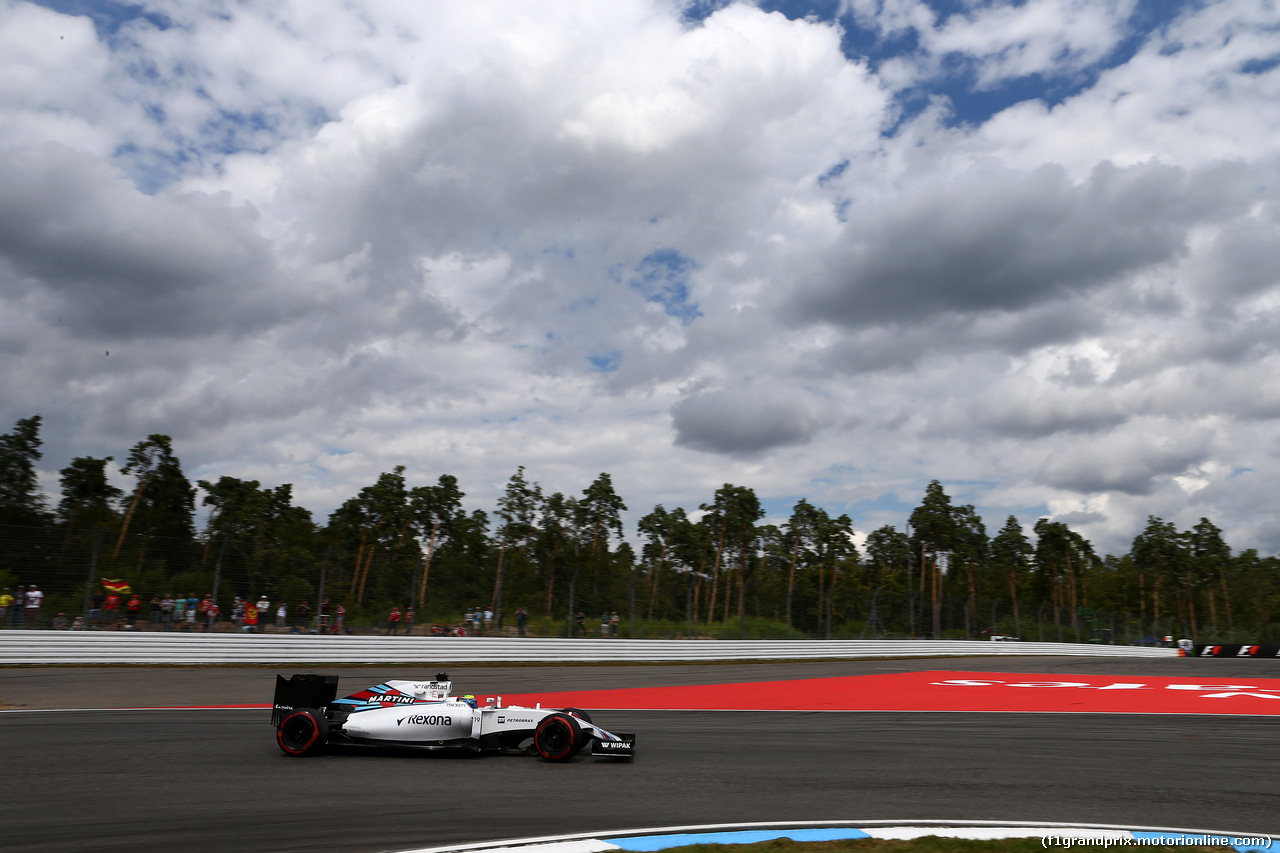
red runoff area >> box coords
[478,670,1280,716]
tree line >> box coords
[1,414,1277,641]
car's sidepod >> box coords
[340,700,474,744]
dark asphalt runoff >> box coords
[3,656,1279,853]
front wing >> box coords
[590,733,636,757]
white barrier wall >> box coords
[0,632,1179,665]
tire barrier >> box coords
[0,632,1178,665]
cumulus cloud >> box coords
[0,143,276,338]
[1,0,1279,556]
[790,159,1256,330]
[1036,428,1214,496]
[926,0,1139,88]
[672,384,833,456]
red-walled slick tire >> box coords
[562,708,593,752]
[276,708,329,756]
[534,713,582,761]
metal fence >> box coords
[0,632,1179,665]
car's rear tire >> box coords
[534,712,582,761]
[277,708,328,756]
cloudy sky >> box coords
[3,0,1278,556]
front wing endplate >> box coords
[591,734,636,758]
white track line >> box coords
[391,820,1276,853]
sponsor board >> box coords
[1195,644,1280,658]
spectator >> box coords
[203,601,219,632]
[276,602,288,631]
[70,616,85,631]
[24,585,43,628]
[405,606,415,636]
[483,608,493,634]
[298,601,312,631]
[125,593,141,629]
[319,599,330,633]
[387,606,402,635]
[11,587,25,628]
[0,588,11,628]
[149,594,161,626]
[334,603,346,634]
[52,612,67,630]
[575,611,585,635]
[256,595,270,624]
[516,606,527,638]
[463,608,474,634]
[103,590,120,628]
[184,594,198,631]
[600,612,609,637]
[159,594,175,630]
[244,600,259,632]
[232,597,245,629]
[610,611,620,637]
[88,591,103,625]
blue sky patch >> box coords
[735,0,1205,130]
[543,244,577,260]
[1240,54,1280,75]
[818,159,849,187]
[34,0,170,38]
[835,490,918,528]
[112,142,194,195]
[629,249,703,325]
[589,351,621,372]
[759,495,803,522]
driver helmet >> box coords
[460,694,478,709]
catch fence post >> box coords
[81,529,103,621]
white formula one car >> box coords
[272,672,636,761]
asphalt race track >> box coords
[3,656,1280,853]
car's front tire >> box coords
[277,708,328,756]
[534,712,582,761]
[563,707,593,724]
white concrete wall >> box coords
[0,632,1178,665]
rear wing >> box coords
[272,674,340,726]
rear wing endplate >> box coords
[272,674,340,726]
